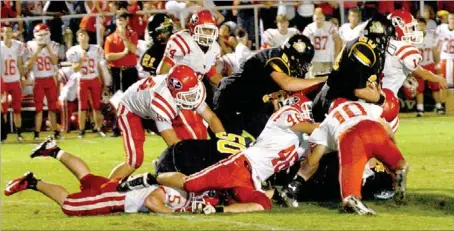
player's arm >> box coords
[413,66,448,89]
[196,201,266,214]
[205,66,222,86]
[333,32,342,58]
[298,143,327,181]
[197,103,225,133]
[354,82,382,103]
[271,72,327,92]
[17,56,25,78]
[26,45,44,69]
[45,43,59,65]
[144,188,175,214]
[68,50,85,73]
[157,38,182,74]
[160,128,181,146]
[434,40,441,65]
[290,122,319,134]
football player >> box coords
[1,24,26,142]
[383,10,447,131]
[4,137,221,215]
[214,34,325,138]
[434,12,454,110]
[25,24,60,140]
[155,132,249,175]
[66,29,106,138]
[109,65,225,179]
[139,14,174,77]
[261,14,299,49]
[285,90,408,215]
[57,64,78,133]
[338,8,367,44]
[156,92,319,214]
[414,18,444,117]
[302,8,342,76]
[312,14,394,122]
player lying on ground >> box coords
[283,93,409,215]
[4,138,230,216]
[155,92,319,213]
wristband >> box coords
[215,206,224,213]
[377,94,385,105]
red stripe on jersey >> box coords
[162,56,175,66]
[152,100,173,122]
[400,50,421,61]
[172,36,186,56]
[176,34,190,54]
[154,93,177,118]
[395,45,413,56]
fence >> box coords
[0,1,426,50]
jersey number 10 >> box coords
[332,103,367,124]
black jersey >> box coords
[139,43,166,76]
[155,133,248,175]
[325,36,383,101]
[214,48,292,112]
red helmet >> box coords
[167,65,206,110]
[283,91,314,122]
[387,10,423,44]
[33,23,50,45]
[188,10,219,46]
[402,77,419,100]
[381,88,400,122]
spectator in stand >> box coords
[21,0,45,42]
[233,1,256,47]
[438,1,454,14]
[218,24,237,55]
[80,0,111,45]
[259,1,277,31]
[127,0,147,40]
[1,1,21,31]
[436,10,449,26]
[104,12,139,137]
[417,5,437,33]
[294,0,315,32]
[338,7,364,44]
[261,14,298,49]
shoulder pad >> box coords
[265,56,290,75]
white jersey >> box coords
[66,44,103,80]
[338,22,366,44]
[163,30,220,76]
[119,74,206,129]
[309,101,383,151]
[136,40,150,79]
[382,40,422,95]
[125,185,192,213]
[25,40,59,78]
[245,105,309,183]
[416,32,436,66]
[1,40,25,83]
[262,28,299,48]
[216,53,237,76]
[436,24,454,60]
[302,21,338,62]
[58,66,78,102]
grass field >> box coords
[1,112,454,230]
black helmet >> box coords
[363,13,396,56]
[147,14,174,44]
[281,34,314,78]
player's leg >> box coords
[156,172,186,189]
[338,125,375,215]
[9,82,23,140]
[109,106,145,179]
[33,79,45,139]
[429,82,444,115]
[89,78,105,136]
[77,79,89,138]
[46,78,60,139]
[5,172,69,206]
[415,77,425,117]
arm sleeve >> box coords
[264,57,290,76]
[155,119,173,132]
[195,102,208,114]
[163,37,186,63]
[397,48,422,72]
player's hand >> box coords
[437,76,448,89]
[191,200,207,214]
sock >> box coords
[15,127,21,136]
[442,103,446,109]
[54,130,60,137]
[436,103,442,109]
[55,150,64,160]
[34,131,40,138]
[416,104,424,111]
[79,130,86,135]
[27,176,40,191]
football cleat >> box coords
[30,137,59,158]
[54,131,61,140]
[78,130,85,139]
[4,172,39,196]
[280,180,303,208]
[117,173,158,192]
[16,135,24,143]
[394,163,409,204]
[342,195,376,215]
[436,107,445,115]
[98,131,107,138]
[416,110,424,117]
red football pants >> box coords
[78,78,102,111]
[416,64,440,93]
[338,120,405,200]
[2,81,22,113]
[33,77,58,112]
[62,174,125,216]
[59,100,78,132]
[117,104,145,169]
[184,153,271,210]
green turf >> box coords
[1,112,454,230]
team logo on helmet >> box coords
[369,21,385,33]
[292,39,307,53]
[169,78,182,90]
[284,96,300,106]
[190,14,199,24]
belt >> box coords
[110,66,135,71]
